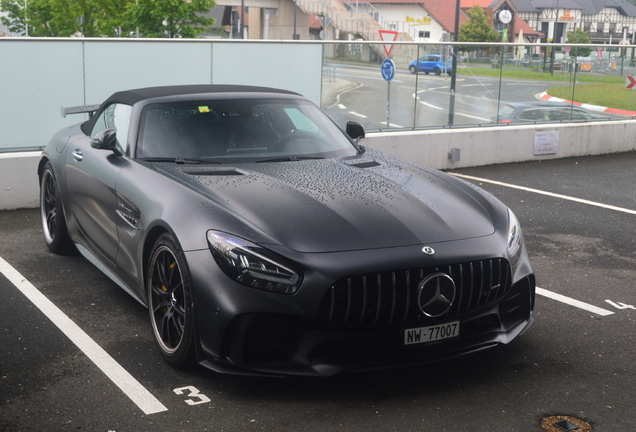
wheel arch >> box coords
[142,224,171,297]
[37,156,51,180]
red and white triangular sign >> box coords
[378,30,399,58]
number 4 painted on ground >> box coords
[605,300,636,310]
[173,386,211,406]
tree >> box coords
[566,28,592,58]
[458,5,499,50]
[0,0,26,34]
[0,0,215,37]
[0,0,56,36]
[122,0,216,38]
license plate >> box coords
[404,321,460,345]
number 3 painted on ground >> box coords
[173,386,211,406]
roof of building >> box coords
[417,0,470,33]
[510,0,636,17]
[309,15,322,29]
[460,0,501,8]
[515,16,544,36]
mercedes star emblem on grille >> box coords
[422,246,435,255]
[417,273,456,317]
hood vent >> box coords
[348,160,381,169]
[183,169,245,176]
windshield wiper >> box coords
[255,156,325,163]
[141,157,221,164]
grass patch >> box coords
[455,65,634,109]
[546,83,636,110]
[456,65,624,84]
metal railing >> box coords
[320,41,636,133]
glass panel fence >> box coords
[321,41,636,132]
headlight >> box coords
[207,231,302,294]
[507,209,523,267]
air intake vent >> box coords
[349,160,381,168]
[183,169,245,176]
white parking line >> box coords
[419,101,444,110]
[448,173,622,316]
[0,256,168,415]
[536,287,614,316]
[449,173,636,216]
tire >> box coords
[147,233,196,367]
[409,65,416,74]
[434,67,441,76]
[40,162,74,254]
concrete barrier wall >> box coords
[3,120,635,210]
[367,120,636,170]
[1,152,42,210]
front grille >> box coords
[319,258,511,325]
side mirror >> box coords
[346,121,365,140]
[90,128,122,156]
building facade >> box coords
[511,0,636,44]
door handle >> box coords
[72,149,83,162]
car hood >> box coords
[159,152,495,253]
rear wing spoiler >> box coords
[61,104,101,118]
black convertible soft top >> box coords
[106,84,300,106]
[81,84,301,134]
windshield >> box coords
[137,98,357,161]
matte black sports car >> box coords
[39,85,535,377]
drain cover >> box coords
[541,416,592,432]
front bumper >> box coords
[185,238,536,377]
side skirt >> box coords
[75,243,147,307]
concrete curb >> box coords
[321,79,360,108]
[539,91,636,117]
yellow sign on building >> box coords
[406,16,432,26]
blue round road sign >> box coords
[381,59,395,81]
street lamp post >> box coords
[240,0,245,39]
[448,0,460,126]
[550,0,560,75]
[24,0,28,37]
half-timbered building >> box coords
[511,0,636,44]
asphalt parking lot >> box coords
[1,151,635,432]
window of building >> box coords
[584,22,591,31]
[419,31,430,38]
[597,22,604,32]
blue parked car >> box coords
[408,54,452,76]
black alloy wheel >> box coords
[147,234,195,367]
[434,67,441,76]
[409,65,416,74]
[40,162,73,254]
